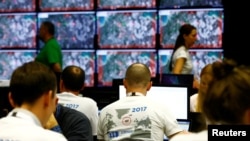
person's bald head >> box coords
[124,63,151,88]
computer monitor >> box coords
[119,84,189,120]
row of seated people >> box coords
[1,59,250,141]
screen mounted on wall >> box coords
[39,0,94,11]
[0,13,37,49]
[62,50,95,87]
[159,8,223,49]
[38,12,96,49]
[96,49,157,86]
[97,10,157,49]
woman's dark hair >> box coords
[168,24,196,72]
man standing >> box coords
[35,21,62,91]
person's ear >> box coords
[123,79,127,89]
[8,92,15,108]
[43,90,53,108]
[146,81,152,91]
[80,83,85,91]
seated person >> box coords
[45,104,93,141]
[0,61,67,141]
[171,59,250,141]
[57,65,99,140]
[98,63,187,141]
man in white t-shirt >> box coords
[98,63,187,141]
[0,61,67,141]
[57,65,99,140]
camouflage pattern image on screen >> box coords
[0,50,36,80]
[39,0,94,11]
[0,13,37,49]
[98,0,156,9]
[96,49,157,86]
[38,12,96,49]
[190,49,223,81]
[159,8,223,49]
[159,0,222,8]
[0,0,36,12]
[97,10,157,49]
[62,50,95,87]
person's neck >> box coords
[126,88,147,96]
[62,89,80,96]
[44,35,54,43]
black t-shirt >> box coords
[55,104,93,141]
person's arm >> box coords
[172,58,186,74]
[168,130,190,140]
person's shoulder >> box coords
[41,129,67,141]
[170,130,207,141]
[81,96,97,104]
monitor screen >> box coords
[39,0,94,11]
[119,84,189,120]
[38,11,96,49]
[96,49,157,86]
[159,0,223,8]
[0,13,37,49]
[97,0,156,9]
[159,8,224,48]
[0,50,36,80]
[0,0,36,12]
[158,49,173,74]
[62,50,95,87]
[97,10,157,49]
[190,49,223,81]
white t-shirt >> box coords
[0,108,67,141]
[170,130,208,141]
[172,46,193,74]
[190,93,198,112]
[97,92,183,141]
[57,92,99,135]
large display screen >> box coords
[38,11,96,49]
[62,50,95,87]
[96,49,157,86]
[0,13,37,49]
[97,10,157,49]
[159,8,223,48]
[0,50,36,80]
[39,0,94,11]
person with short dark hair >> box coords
[57,65,99,140]
[0,61,67,141]
[35,21,62,92]
[98,63,186,141]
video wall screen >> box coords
[97,0,156,9]
[62,50,95,87]
[0,0,36,12]
[37,11,96,49]
[159,0,223,8]
[0,13,37,49]
[96,49,157,86]
[0,50,36,80]
[159,8,223,48]
[190,49,223,81]
[97,10,157,49]
[39,0,94,11]
[158,49,223,81]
